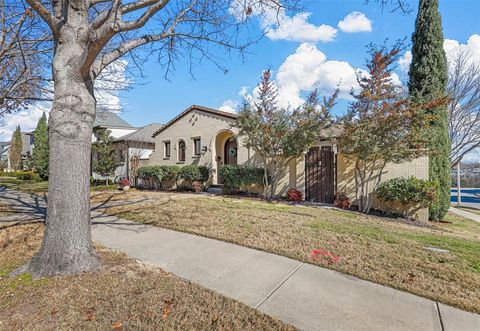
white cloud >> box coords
[462,149,480,163]
[95,59,131,112]
[0,103,50,141]
[229,1,337,43]
[266,12,337,43]
[238,86,250,97]
[398,51,412,75]
[0,60,131,141]
[338,12,373,33]
[275,43,364,108]
[219,99,238,113]
[219,86,253,113]
[399,34,480,75]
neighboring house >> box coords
[0,142,10,170]
[149,105,429,221]
[113,123,163,179]
[91,111,162,181]
[0,132,34,171]
[91,111,137,180]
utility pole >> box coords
[457,163,462,205]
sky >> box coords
[2,0,480,160]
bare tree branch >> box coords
[448,49,480,166]
[24,0,61,35]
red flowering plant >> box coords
[310,248,341,265]
[119,178,130,188]
[334,192,351,210]
[287,188,303,202]
[192,180,203,193]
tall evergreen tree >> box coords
[32,112,49,179]
[9,126,23,171]
[92,130,117,186]
[408,0,450,221]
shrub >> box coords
[287,188,303,202]
[376,177,438,208]
[160,165,181,181]
[179,165,210,183]
[334,192,351,210]
[220,165,265,192]
[138,166,165,189]
[119,178,130,187]
[15,171,41,182]
[192,180,203,193]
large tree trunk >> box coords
[14,8,100,277]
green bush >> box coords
[138,165,209,190]
[376,177,438,208]
[220,165,265,192]
[179,165,210,183]
[15,171,41,182]
[159,165,181,181]
[0,171,25,177]
[138,166,165,189]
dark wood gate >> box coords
[305,146,335,203]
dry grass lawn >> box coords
[0,222,293,330]
[96,190,480,314]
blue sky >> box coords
[118,0,480,126]
[2,0,480,161]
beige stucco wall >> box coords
[336,154,430,221]
[149,108,303,196]
[149,109,247,181]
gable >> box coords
[152,105,236,138]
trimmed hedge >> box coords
[179,165,210,182]
[0,171,30,178]
[0,171,43,181]
[138,165,210,190]
[160,165,181,181]
[376,177,438,208]
[220,165,265,192]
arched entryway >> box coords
[213,130,238,184]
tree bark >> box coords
[13,6,100,277]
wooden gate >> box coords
[305,146,335,203]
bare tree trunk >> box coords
[262,155,270,199]
[14,12,100,277]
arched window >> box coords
[178,140,186,162]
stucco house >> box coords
[0,132,35,171]
[149,105,430,221]
[0,141,10,170]
[91,111,161,181]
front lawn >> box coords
[97,191,480,313]
[0,177,48,193]
[0,222,292,330]
[0,177,118,193]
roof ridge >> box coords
[151,105,236,138]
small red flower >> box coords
[310,249,341,264]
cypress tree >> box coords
[408,0,450,221]
[92,130,117,185]
[32,112,49,179]
[9,126,23,171]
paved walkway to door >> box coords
[1,188,479,331]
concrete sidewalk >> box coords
[449,206,480,224]
[90,213,480,331]
[1,188,479,331]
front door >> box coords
[224,138,238,165]
[305,146,336,203]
